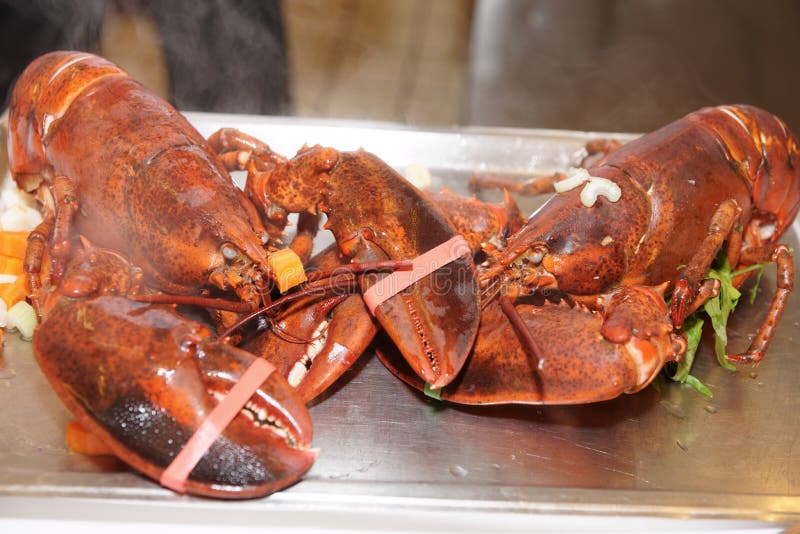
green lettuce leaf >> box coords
[671,314,704,383]
[423,382,442,401]
[670,314,712,397]
[668,251,767,392]
[703,253,740,371]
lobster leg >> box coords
[573,138,623,167]
[469,172,564,196]
[670,198,742,326]
[238,141,481,389]
[425,189,525,252]
[208,127,284,168]
[290,211,322,264]
[728,244,794,363]
[37,297,315,498]
[469,139,623,195]
[34,246,315,498]
[49,175,79,285]
[323,151,480,388]
[24,216,54,317]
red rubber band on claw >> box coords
[159,358,276,493]
[362,235,471,315]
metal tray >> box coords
[1,113,799,527]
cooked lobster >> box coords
[6,50,480,495]
[5,50,322,498]
[380,105,798,404]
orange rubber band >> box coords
[159,358,276,493]
[362,235,471,314]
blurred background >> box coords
[2,0,800,133]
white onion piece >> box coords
[580,177,622,207]
[0,299,7,328]
[758,223,776,241]
[8,301,36,341]
[404,163,433,189]
[0,204,42,231]
[553,167,591,192]
[0,274,17,284]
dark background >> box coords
[2,0,799,133]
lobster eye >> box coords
[221,243,239,260]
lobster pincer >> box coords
[379,284,686,404]
[34,245,315,498]
[210,130,482,390]
[241,246,380,403]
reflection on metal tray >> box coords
[0,113,798,525]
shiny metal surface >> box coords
[1,113,799,523]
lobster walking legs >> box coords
[729,244,795,363]
[670,198,742,326]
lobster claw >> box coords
[378,285,685,404]
[244,246,379,403]
[34,295,315,498]
[323,151,481,389]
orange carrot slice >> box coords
[65,421,114,456]
[0,275,27,307]
[268,248,307,293]
[0,231,28,259]
[0,254,23,275]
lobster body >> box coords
[383,105,798,405]
[8,51,270,300]
[379,287,676,404]
[7,50,482,497]
[498,105,800,297]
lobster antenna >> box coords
[304,259,413,283]
[269,294,349,344]
[129,293,255,313]
[498,295,542,370]
[219,278,360,339]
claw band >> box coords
[362,235,471,314]
[160,357,276,493]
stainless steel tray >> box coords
[1,113,799,527]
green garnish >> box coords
[423,382,442,400]
[703,253,740,371]
[728,262,767,305]
[671,314,704,382]
[684,375,713,397]
[670,314,712,397]
[668,251,767,393]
